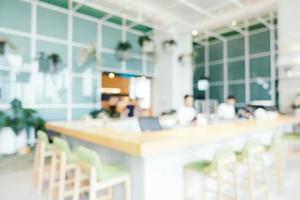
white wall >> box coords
[152,31,193,115]
[278,0,300,113]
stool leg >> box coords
[202,176,206,200]
[49,153,57,200]
[73,166,81,200]
[89,168,97,200]
[125,177,132,200]
[247,159,255,200]
[233,162,240,200]
[261,157,269,200]
[33,143,40,186]
[37,147,45,193]
[217,167,224,200]
[58,154,67,200]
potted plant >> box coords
[162,39,177,52]
[138,35,155,54]
[78,44,101,72]
[0,99,45,155]
[37,52,63,74]
[0,36,17,55]
[292,93,300,116]
[116,41,132,61]
[0,111,16,155]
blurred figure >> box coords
[217,95,236,120]
[177,95,196,126]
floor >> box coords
[0,156,299,200]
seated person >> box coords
[217,95,236,120]
[177,95,196,126]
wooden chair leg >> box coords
[217,167,224,200]
[89,168,97,200]
[33,144,40,186]
[58,157,67,200]
[261,157,269,200]
[247,160,255,200]
[202,176,206,200]
[125,177,132,200]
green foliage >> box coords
[3,99,45,135]
[138,35,152,47]
[37,52,63,74]
[89,108,120,119]
[162,39,177,49]
[116,41,132,51]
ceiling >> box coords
[76,0,277,34]
[41,0,277,34]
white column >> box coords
[152,31,193,115]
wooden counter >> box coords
[46,115,300,157]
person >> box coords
[177,95,197,126]
[216,95,236,120]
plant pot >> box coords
[38,57,50,73]
[294,108,300,116]
[0,41,5,55]
[16,129,27,149]
[116,50,130,61]
[143,41,155,54]
[0,127,17,155]
[163,44,175,53]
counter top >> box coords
[46,116,300,157]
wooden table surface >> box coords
[46,115,300,157]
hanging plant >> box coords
[37,52,63,74]
[0,36,17,55]
[162,39,177,52]
[178,53,192,66]
[138,35,155,54]
[116,41,132,61]
[78,44,101,72]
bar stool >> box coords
[184,146,239,200]
[235,140,268,200]
[282,132,300,157]
[264,135,285,191]
[73,146,132,200]
[49,137,78,200]
[33,130,56,193]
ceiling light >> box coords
[231,20,237,27]
[108,72,115,79]
[192,30,198,36]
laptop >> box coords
[138,117,162,132]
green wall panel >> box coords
[37,6,68,39]
[194,46,205,64]
[228,60,245,80]
[209,42,223,61]
[209,85,224,103]
[102,25,121,50]
[37,108,67,121]
[194,67,205,82]
[0,70,11,103]
[209,63,223,82]
[0,33,31,63]
[127,33,142,55]
[127,58,143,72]
[72,77,97,104]
[249,30,270,54]
[228,37,244,58]
[73,17,97,44]
[72,107,94,120]
[228,83,245,103]
[250,82,271,101]
[36,40,68,66]
[0,0,31,32]
[250,56,271,78]
[72,46,97,73]
[101,52,122,69]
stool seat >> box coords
[185,160,213,175]
[76,146,130,181]
[282,133,300,141]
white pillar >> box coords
[278,0,300,113]
[152,31,193,115]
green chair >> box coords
[185,146,239,200]
[73,146,131,200]
[34,130,55,193]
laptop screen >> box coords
[138,117,162,132]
